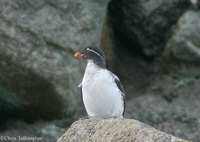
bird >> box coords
[74,46,125,118]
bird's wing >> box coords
[112,74,125,97]
[78,82,85,108]
[110,72,125,116]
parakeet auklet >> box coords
[74,46,125,118]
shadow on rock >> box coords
[0,54,63,124]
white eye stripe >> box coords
[87,48,101,57]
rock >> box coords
[100,14,116,70]
[108,0,191,57]
[190,0,200,9]
[0,119,68,142]
[125,75,200,142]
[0,54,63,121]
[40,123,66,141]
[0,0,109,121]
[57,117,189,142]
[162,10,200,77]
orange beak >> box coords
[74,52,83,59]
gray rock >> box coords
[57,117,189,142]
[0,0,109,120]
[125,75,200,142]
[162,10,200,77]
[108,0,191,56]
[0,119,68,142]
[100,14,116,69]
[0,54,63,121]
[190,0,200,9]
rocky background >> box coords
[0,0,199,142]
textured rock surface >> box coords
[162,10,200,77]
[190,0,200,9]
[0,1,200,142]
[105,2,200,141]
[125,75,200,142]
[0,0,109,121]
[0,55,63,121]
[57,118,189,142]
[108,0,191,57]
[0,119,70,142]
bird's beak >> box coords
[74,52,83,59]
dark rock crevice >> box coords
[100,1,200,141]
[107,0,191,58]
[0,54,63,123]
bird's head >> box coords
[74,46,106,68]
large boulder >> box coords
[162,10,200,77]
[108,0,191,57]
[57,117,189,142]
[190,0,200,9]
[0,0,110,121]
[125,75,200,142]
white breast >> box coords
[81,61,124,118]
